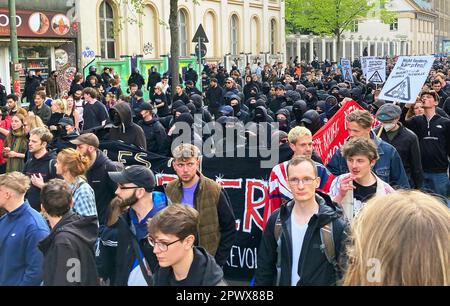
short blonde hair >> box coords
[0,172,30,195]
[346,110,373,130]
[51,99,67,113]
[288,126,312,144]
[343,190,450,286]
[172,143,201,161]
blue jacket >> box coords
[327,132,410,189]
[0,201,50,285]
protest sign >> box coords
[378,55,434,104]
[341,58,354,83]
[366,58,386,84]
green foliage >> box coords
[286,0,397,36]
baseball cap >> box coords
[274,84,285,90]
[70,133,99,148]
[219,105,234,116]
[58,117,74,126]
[376,104,402,122]
[108,165,156,193]
[138,102,154,112]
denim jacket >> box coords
[327,132,410,189]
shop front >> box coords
[0,8,78,98]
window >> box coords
[99,1,116,59]
[178,10,188,57]
[350,20,359,32]
[230,15,239,55]
[270,19,277,54]
[390,18,398,31]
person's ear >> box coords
[184,234,195,249]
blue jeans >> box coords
[422,172,450,200]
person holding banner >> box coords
[404,90,450,199]
[327,110,410,189]
[329,137,395,222]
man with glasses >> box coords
[103,165,168,286]
[165,144,236,267]
[329,137,394,223]
[256,156,347,286]
[148,204,226,286]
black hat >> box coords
[108,165,156,193]
[138,102,153,112]
[58,117,74,126]
[376,104,402,122]
[135,90,143,97]
[274,84,285,90]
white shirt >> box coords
[291,217,308,286]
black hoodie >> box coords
[23,150,58,211]
[255,193,347,286]
[152,247,226,286]
[38,211,99,286]
[109,102,147,150]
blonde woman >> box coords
[55,148,97,218]
[48,99,67,137]
[4,114,28,173]
[24,113,45,135]
[343,190,450,286]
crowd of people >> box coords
[0,55,449,286]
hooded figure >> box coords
[191,94,212,123]
[228,95,250,124]
[290,100,307,129]
[147,66,161,99]
[83,66,102,88]
[214,116,246,155]
[301,109,322,135]
[38,211,99,286]
[284,90,302,107]
[275,108,291,133]
[108,102,147,150]
[185,64,198,85]
[246,106,273,150]
[305,87,319,110]
[170,112,203,151]
[350,87,369,110]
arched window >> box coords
[99,1,115,59]
[270,19,277,54]
[230,15,239,55]
[178,10,188,57]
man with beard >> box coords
[105,165,168,286]
[269,84,287,114]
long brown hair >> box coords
[343,190,450,286]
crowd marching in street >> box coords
[0,55,449,286]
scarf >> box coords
[6,128,27,173]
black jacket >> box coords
[374,124,424,189]
[405,114,450,173]
[172,92,190,105]
[153,247,226,286]
[255,194,347,286]
[109,102,147,150]
[86,149,119,226]
[128,73,145,89]
[147,72,161,92]
[38,211,99,286]
[23,151,57,211]
[206,85,224,108]
[185,69,198,85]
[112,210,159,286]
[138,117,170,156]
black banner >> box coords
[99,141,288,281]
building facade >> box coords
[286,0,436,62]
[77,0,285,69]
[434,0,450,54]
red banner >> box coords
[313,100,364,166]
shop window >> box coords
[99,1,116,59]
[18,46,50,95]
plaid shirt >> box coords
[70,177,98,217]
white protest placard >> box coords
[361,56,376,79]
[366,58,386,84]
[340,58,353,83]
[378,55,434,104]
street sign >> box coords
[195,43,207,58]
[192,24,209,43]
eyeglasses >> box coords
[147,237,181,252]
[117,184,141,190]
[288,177,317,187]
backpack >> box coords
[274,212,340,285]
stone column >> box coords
[342,39,346,58]
[332,38,337,61]
[351,39,355,61]
[322,38,326,61]
[360,39,363,56]
[309,37,314,62]
[297,37,301,60]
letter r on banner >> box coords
[243,180,268,233]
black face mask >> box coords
[293,108,303,122]
[112,112,121,126]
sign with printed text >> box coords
[379,55,434,104]
[366,58,386,84]
[361,56,376,79]
[340,58,353,83]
